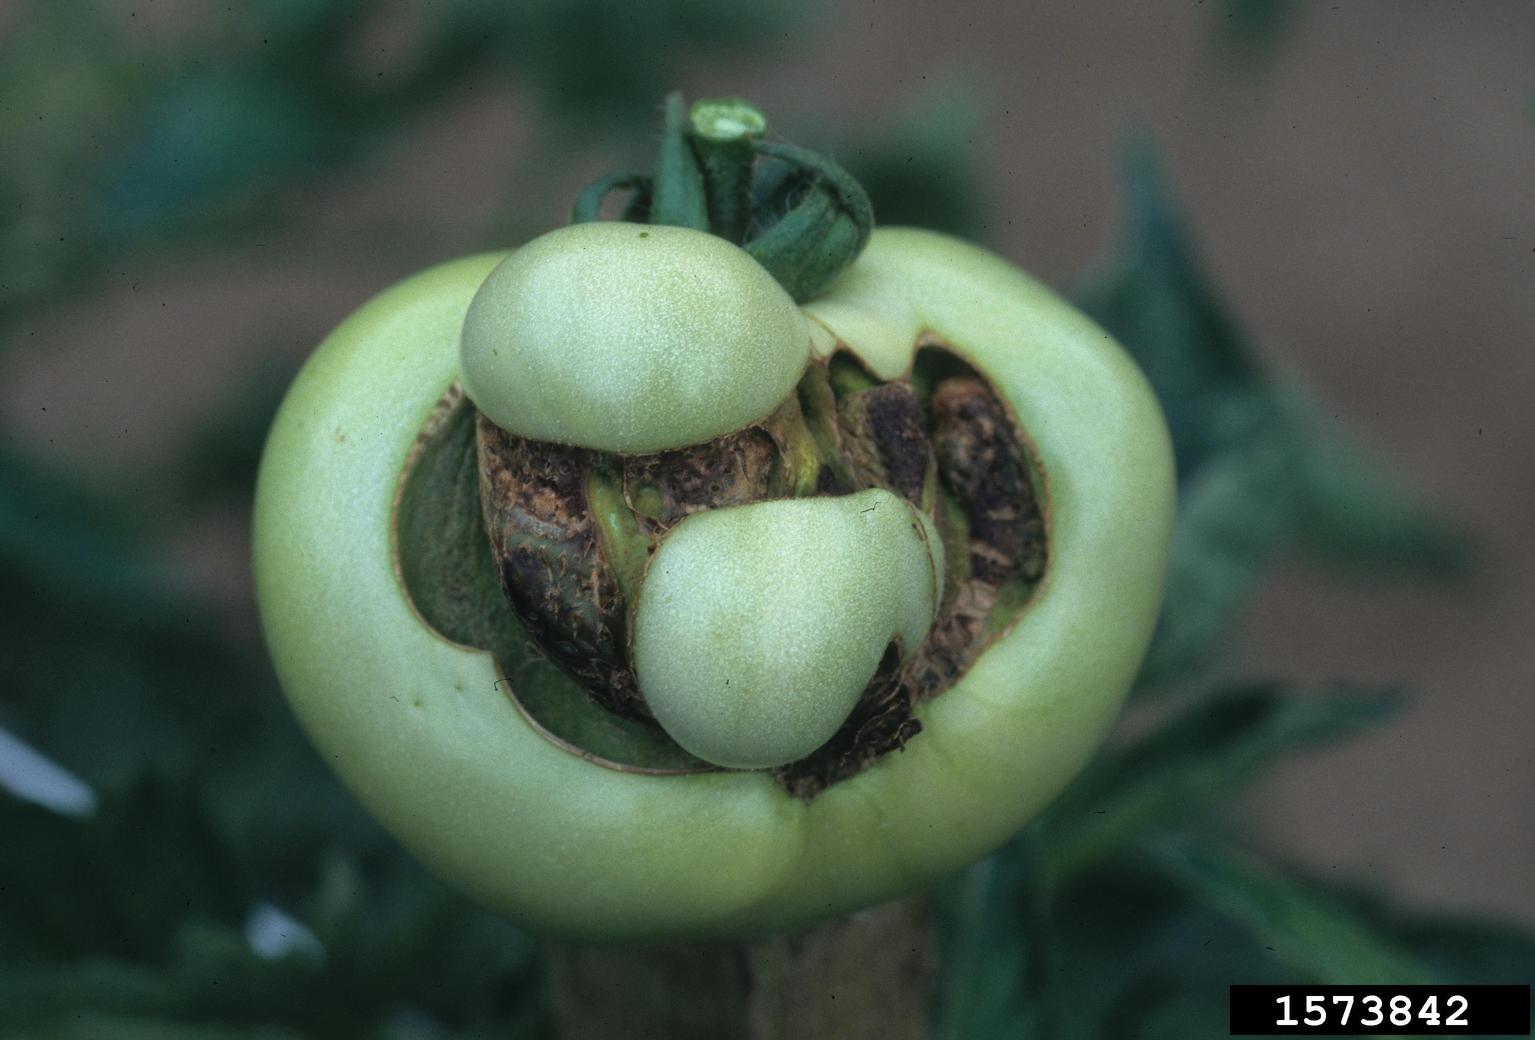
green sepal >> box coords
[755,140,876,243]
[570,171,652,224]
[744,141,874,302]
[649,92,710,231]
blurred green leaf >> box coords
[1077,141,1275,480]
[0,448,382,910]
[1136,428,1306,686]
[0,449,191,624]
[297,855,542,1035]
[1152,836,1432,984]
[938,847,1288,1040]
[0,840,543,1038]
[0,771,250,964]
[1036,682,1401,888]
[1055,878,1281,1040]
[0,450,277,793]
[944,841,1535,1040]
[98,73,335,245]
[1213,0,1301,62]
[0,0,156,320]
[21,1017,303,1040]
[178,357,300,507]
[1,0,808,336]
[1076,143,1304,690]
[844,79,989,239]
[933,839,1054,1040]
[1080,144,1469,692]
[1405,917,1535,983]
[1291,409,1473,578]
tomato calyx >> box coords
[570,92,873,303]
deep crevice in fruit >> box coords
[775,642,919,799]
[394,339,1049,796]
[393,389,705,773]
[476,416,649,721]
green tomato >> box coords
[634,489,943,769]
[253,227,1175,940]
[460,221,810,454]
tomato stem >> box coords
[546,894,936,1040]
[689,97,767,243]
[569,171,649,224]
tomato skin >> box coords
[253,228,1175,940]
[460,222,810,455]
[633,488,944,770]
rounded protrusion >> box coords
[632,489,944,769]
[459,222,810,454]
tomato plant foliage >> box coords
[0,5,1519,1037]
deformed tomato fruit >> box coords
[253,97,1175,940]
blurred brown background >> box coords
[3,0,1531,925]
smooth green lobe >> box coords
[460,222,810,454]
[633,490,942,769]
